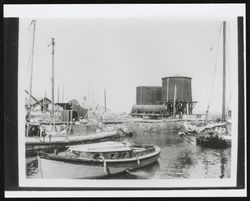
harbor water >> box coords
[26,122,231,179]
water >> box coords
[26,122,231,179]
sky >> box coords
[19,17,238,114]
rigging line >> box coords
[207,21,223,111]
[27,20,36,66]
[25,22,35,89]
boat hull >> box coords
[25,131,121,157]
[26,130,118,145]
[196,136,230,148]
[38,148,160,179]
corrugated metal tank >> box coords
[132,105,168,113]
[136,86,162,105]
[161,76,192,102]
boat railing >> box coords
[64,149,133,160]
[64,148,156,160]
[132,147,156,157]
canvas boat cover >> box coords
[197,122,227,133]
[183,122,227,133]
[68,141,133,153]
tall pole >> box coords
[57,85,60,103]
[62,83,64,102]
[28,20,36,119]
[104,89,107,113]
[87,85,90,120]
[166,78,169,102]
[222,21,226,122]
[173,85,177,117]
[44,90,47,113]
[50,37,55,129]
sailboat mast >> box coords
[62,83,64,102]
[87,85,90,120]
[28,20,36,118]
[104,89,106,113]
[50,37,55,127]
[173,85,177,117]
[58,85,60,103]
[222,21,226,122]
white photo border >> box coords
[3,3,246,197]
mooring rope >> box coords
[100,153,110,175]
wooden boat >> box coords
[179,21,232,149]
[196,122,231,148]
[196,133,229,148]
[25,115,132,156]
[26,130,119,146]
[25,129,124,158]
[38,141,161,178]
[179,122,231,148]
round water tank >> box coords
[162,76,192,102]
[136,86,162,105]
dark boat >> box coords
[196,132,229,148]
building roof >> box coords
[25,97,52,106]
[136,86,162,88]
[56,103,72,110]
[162,76,192,80]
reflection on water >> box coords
[26,123,231,179]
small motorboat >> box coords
[38,141,161,179]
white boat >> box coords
[38,141,161,179]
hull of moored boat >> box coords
[38,149,160,179]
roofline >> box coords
[161,76,192,80]
[136,86,162,88]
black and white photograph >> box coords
[4,4,246,197]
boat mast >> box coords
[49,37,56,129]
[222,21,226,122]
[62,82,64,102]
[173,85,177,117]
[28,20,36,119]
[104,89,107,113]
[58,85,60,103]
[87,85,90,120]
